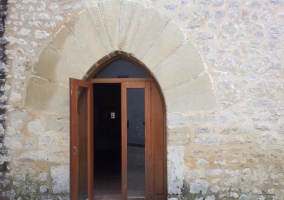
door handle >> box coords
[74,146,77,155]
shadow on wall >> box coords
[0,0,9,174]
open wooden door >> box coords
[121,81,151,200]
[71,76,167,199]
[70,78,93,200]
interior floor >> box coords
[94,151,121,199]
[93,147,146,200]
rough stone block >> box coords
[168,126,190,146]
[195,127,210,134]
[196,158,210,166]
[195,137,222,146]
[10,92,22,102]
[39,132,69,150]
[45,115,69,132]
[252,97,274,107]
[210,185,220,193]
[15,151,68,164]
[4,137,22,150]
[51,165,69,194]
[164,74,216,112]
[25,77,69,114]
[38,172,48,182]
[189,179,209,194]
[168,147,184,194]
[186,169,201,179]
[167,113,189,127]
[206,169,223,176]
[27,119,43,133]
[34,46,84,86]
[67,10,106,62]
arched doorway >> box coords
[70,55,167,200]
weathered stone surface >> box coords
[4,137,22,150]
[45,115,69,132]
[189,179,209,194]
[142,20,186,69]
[0,155,11,165]
[10,92,22,102]
[25,77,69,114]
[39,132,69,150]
[15,150,68,164]
[38,172,48,182]
[49,27,93,73]
[195,137,222,146]
[3,0,284,199]
[98,0,122,51]
[130,7,168,59]
[27,119,43,133]
[168,147,184,194]
[87,5,113,54]
[196,158,210,166]
[168,126,190,146]
[206,169,223,176]
[186,169,201,179]
[153,41,205,89]
[67,10,106,62]
[51,165,69,194]
[34,46,84,86]
[164,74,216,112]
[119,1,146,51]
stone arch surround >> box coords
[26,0,216,114]
[22,0,217,195]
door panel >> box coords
[78,89,88,199]
[70,78,93,200]
[127,88,145,198]
[121,82,151,200]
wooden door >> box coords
[121,81,151,200]
[70,78,167,199]
[70,78,93,200]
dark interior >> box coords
[93,83,121,197]
[92,59,149,199]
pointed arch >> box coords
[24,0,217,196]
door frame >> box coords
[70,79,94,199]
[70,54,167,200]
[91,78,152,199]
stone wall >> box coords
[0,0,9,197]
[1,0,284,199]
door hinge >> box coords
[74,146,77,155]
